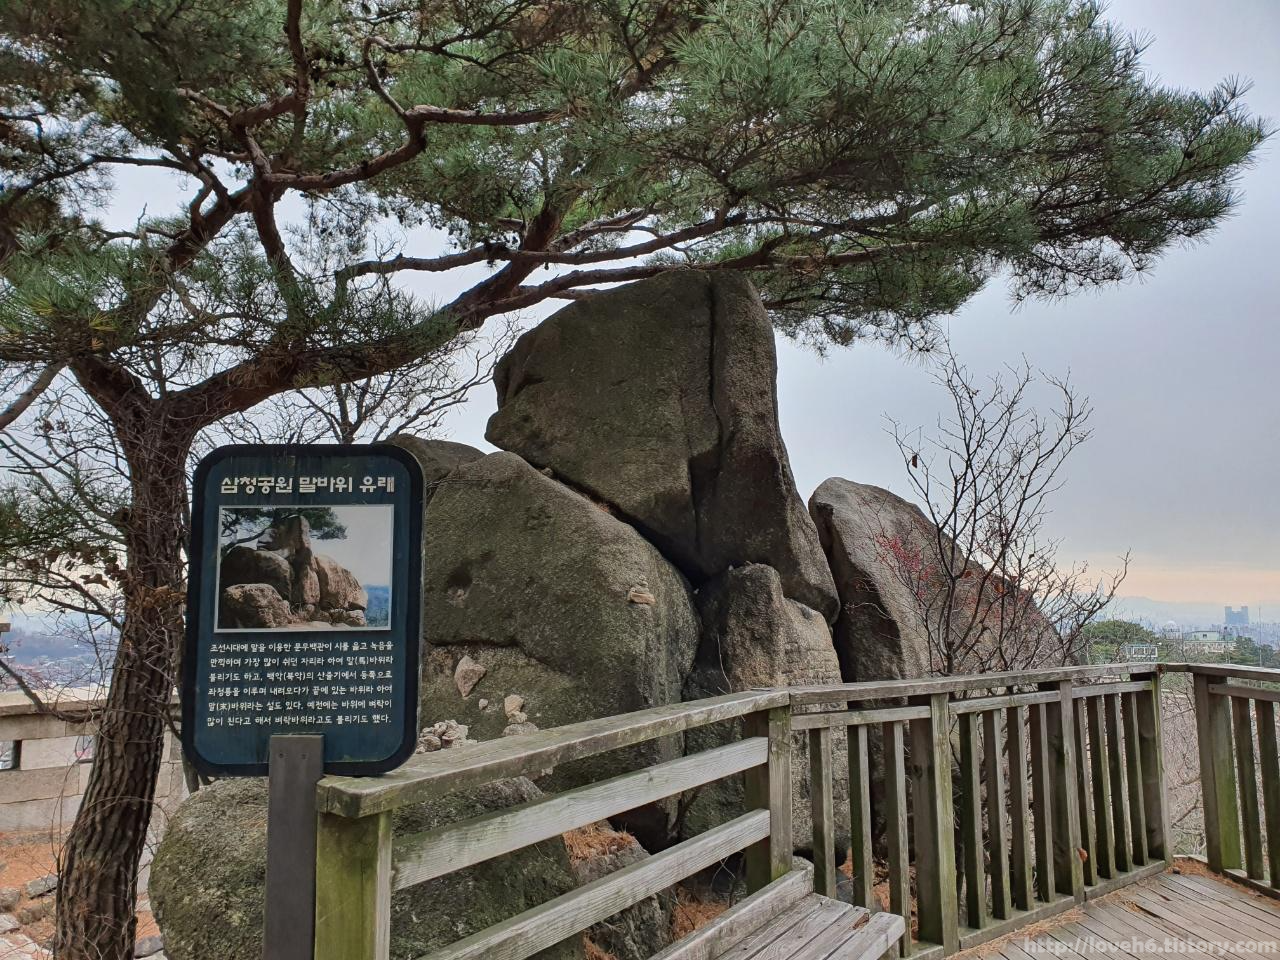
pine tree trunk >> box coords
[54,446,189,960]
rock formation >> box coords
[486,271,838,621]
[809,479,934,683]
[313,554,367,613]
[217,514,369,630]
[386,434,483,507]
[218,583,292,630]
[158,275,1068,953]
[151,777,586,960]
[418,451,701,845]
[682,564,849,853]
[810,478,1057,680]
[220,545,292,602]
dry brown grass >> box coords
[562,822,640,866]
[1170,854,1280,905]
[960,904,1088,958]
[670,885,729,940]
[583,936,620,960]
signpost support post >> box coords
[264,734,324,960]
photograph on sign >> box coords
[215,504,393,631]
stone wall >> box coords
[0,688,186,833]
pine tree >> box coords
[0,2,1268,956]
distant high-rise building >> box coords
[1225,606,1250,627]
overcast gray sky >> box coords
[103,0,1278,613]
[434,0,1280,612]
[769,0,1280,611]
[777,0,1280,611]
[310,506,393,588]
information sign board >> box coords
[182,444,422,775]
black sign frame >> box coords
[182,443,423,777]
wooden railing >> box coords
[306,661,1280,960]
[1186,663,1280,892]
[793,663,1170,958]
[311,690,796,960]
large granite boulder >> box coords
[216,512,369,629]
[682,564,849,854]
[419,451,701,845]
[219,545,292,600]
[387,435,485,508]
[808,480,933,683]
[810,479,1058,681]
[485,271,838,621]
[150,777,586,960]
[260,514,311,556]
[218,583,291,629]
[314,554,367,611]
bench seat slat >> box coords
[718,900,827,960]
[649,869,813,960]
[729,897,859,960]
[813,911,906,960]
[684,890,902,960]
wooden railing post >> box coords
[958,711,987,929]
[847,724,874,908]
[1249,701,1280,896]
[1254,698,1280,889]
[883,720,912,956]
[314,810,393,960]
[1046,681,1084,901]
[744,706,793,892]
[808,725,837,898]
[1028,702,1056,902]
[1231,695,1266,881]
[1103,693,1134,874]
[1121,691,1148,866]
[1194,672,1242,873]
[1072,705,1098,886]
[1006,705,1034,912]
[1135,674,1170,863]
[983,709,1012,921]
[910,693,959,954]
[1085,696,1115,880]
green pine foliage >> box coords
[0,0,1268,366]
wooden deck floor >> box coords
[965,870,1280,959]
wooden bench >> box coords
[653,868,906,960]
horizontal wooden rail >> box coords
[789,663,1158,706]
[1208,683,1280,704]
[418,810,771,960]
[950,690,1057,715]
[1172,663,1280,682]
[1072,680,1153,698]
[791,704,929,730]
[318,689,787,817]
[392,738,767,890]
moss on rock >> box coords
[150,777,586,960]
